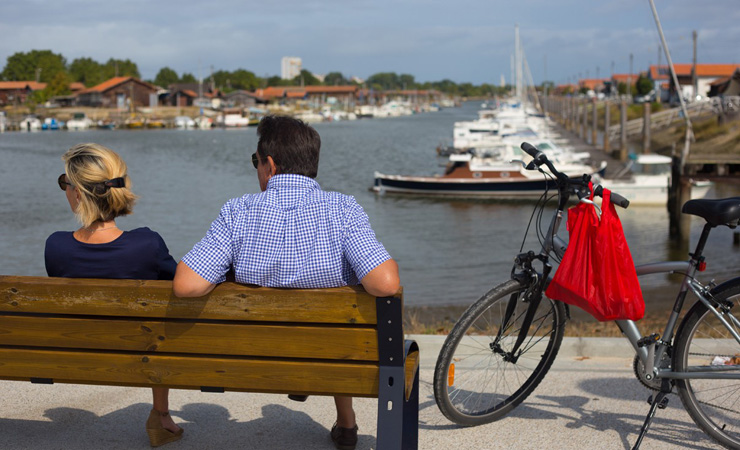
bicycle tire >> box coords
[433,279,566,426]
[673,278,740,449]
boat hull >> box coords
[373,173,556,198]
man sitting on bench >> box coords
[173,115,400,450]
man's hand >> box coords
[360,259,400,297]
[173,261,216,297]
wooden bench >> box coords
[0,275,419,450]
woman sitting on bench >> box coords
[45,143,183,447]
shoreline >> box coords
[404,302,684,338]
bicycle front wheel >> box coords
[433,279,566,426]
[674,280,740,449]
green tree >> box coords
[102,58,140,79]
[266,75,288,87]
[366,72,400,90]
[231,69,260,90]
[324,71,347,86]
[292,69,320,86]
[68,57,104,87]
[180,73,197,83]
[399,73,416,89]
[1,50,67,82]
[635,74,653,96]
[154,67,179,87]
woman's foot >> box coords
[146,409,183,447]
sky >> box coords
[1,0,738,86]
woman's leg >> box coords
[333,396,356,428]
[152,387,181,433]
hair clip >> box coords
[104,177,126,188]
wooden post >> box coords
[570,99,576,133]
[642,102,651,153]
[582,100,588,139]
[603,101,611,154]
[619,100,628,161]
[668,155,691,242]
[591,99,598,145]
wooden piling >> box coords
[642,102,651,153]
[619,100,628,161]
[603,101,611,154]
[669,156,691,242]
[591,99,598,145]
[582,100,588,139]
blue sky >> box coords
[1,0,738,85]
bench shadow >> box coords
[416,376,716,450]
[0,402,375,449]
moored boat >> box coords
[595,154,712,206]
[374,144,598,198]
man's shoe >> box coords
[287,394,309,402]
[330,422,358,450]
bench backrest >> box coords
[0,275,408,398]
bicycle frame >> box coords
[540,204,740,382]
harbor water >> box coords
[1,102,738,312]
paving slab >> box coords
[0,336,723,449]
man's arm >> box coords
[360,258,400,297]
[173,261,217,297]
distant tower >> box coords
[281,57,302,80]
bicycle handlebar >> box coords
[520,141,629,209]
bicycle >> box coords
[432,141,740,449]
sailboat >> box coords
[374,25,598,198]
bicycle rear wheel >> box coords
[673,280,740,449]
[433,279,566,426]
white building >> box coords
[281,57,302,80]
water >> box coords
[1,103,738,310]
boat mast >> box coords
[515,24,522,101]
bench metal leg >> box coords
[377,365,418,450]
[401,364,419,450]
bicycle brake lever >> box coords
[510,159,527,169]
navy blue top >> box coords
[45,227,177,281]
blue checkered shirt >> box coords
[182,174,392,288]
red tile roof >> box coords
[579,79,608,90]
[69,82,86,91]
[79,77,157,94]
[650,64,740,79]
[80,76,132,93]
[0,81,47,90]
[611,74,640,85]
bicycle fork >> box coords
[493,256,552,363]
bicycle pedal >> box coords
[647,395,669,408]
[637,333,660,348]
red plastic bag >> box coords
[545,187,644,321]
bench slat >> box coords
[0,348,379,397]
[0,315,379,361]
[0,276,380,324]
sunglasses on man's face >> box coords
[251,152,259,169]
[57,173,74,191]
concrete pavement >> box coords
[0,337,724,449]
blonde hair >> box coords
[63,143,138,227]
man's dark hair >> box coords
[256,115,321,178]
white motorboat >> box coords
[19,116,42,132]
[174,116,196,129]
[596,154,712,206]
[66,113,94,131]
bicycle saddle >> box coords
[682,197,740,227]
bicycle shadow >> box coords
[417,375,717,450]
[0,402,372,450]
